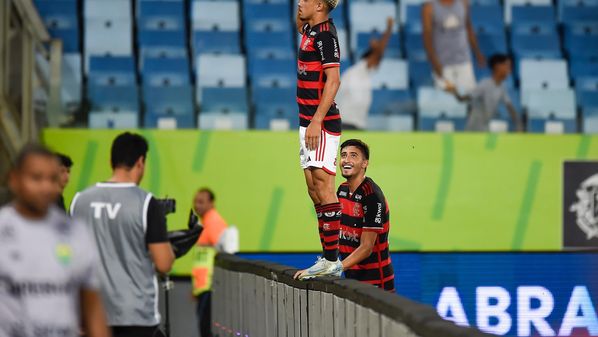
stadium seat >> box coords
[404,4,423,33]
[138,30,186,51]
[89,112,139,129]
[141,57,191,87]
[349,1,398,48]
[519,59,569,89]
[404,33,426,61]
[193,30,242,55]
[471,5,504,34]
[409,60,433,88]
[249,59,295,88]
[196,54,246,88]
[355,32,402,59]
[570,60,598,80]
[84,0,131,20]
[144,112,194,129]
[200,87,249,113]
[580,92,598,132]
[522,88,576,118]
[527,117,577,133]
[372,59,409,90]
[511,5,555,23]
[137,1,185,31]
[88,84,139,113]
[84,19,133,70]
[88,56,136,87]
[417,88,467,131]
[254,103,298,130]
[504,0,552,24]
[143,85,194,116]
[368,114,414,131]
[34,0,80,52]
[476,32,508,55]
[369,89,415,116]
[560,0,598,23]
[511,23,562,60]
[576,76,598,91]
[400,0,425,24]
[198,112,249,130]
[61,54,83,111]
[193,1,240,32]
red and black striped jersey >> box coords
[337,177,395,292]
[297,19,341,134]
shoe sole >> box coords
[298,270,342,280]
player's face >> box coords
[494,60,512,80]
[58,165,70,191]
[340,146,368,179]
[298,0,320,20]
[10,155,61,214]
[193,192,213,217]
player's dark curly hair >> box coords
[111,132,148,169]
[340,139,370,160]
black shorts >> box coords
[111,326,165,337]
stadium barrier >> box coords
[212,253,493,337]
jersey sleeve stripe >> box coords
[142,193,153,233]
[69,192,81,217]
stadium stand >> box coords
[31,0,598,133]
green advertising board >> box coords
[42,129,596,275]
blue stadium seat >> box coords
[522,88,576,119]
[200,88,249,114]
[580,92,598,132]
[511,5,555,23]
[249,59,295,88]
[193,30,242,55]
[560,2,598,23]
[84,0,131,20]
[570,59,598,79]
[404,33,426,61]
[527,117,577,133]
[141,57,190,87]
[404,4,423,33]
[89,112,139,129]
[254,92,297,130]
[504,0,552,24]
[409,60,433,88]
[367,115,415,131]
[198,111,249,130]
[84,19,133,66]
[247,46,294,62]
[519,59,569,89]
[88,84,139,113]
[565,36,598,59]
[369,89,415,116]
[139,30,186,49]
[400,0,425,25]
[417,88,467,131]
[137,1,185,31]
[143,85,194,116]
[576,76,598,91]
[349,1,398,47]
[477,32,508,55]
[34,0,79,52]
[471,5,504,33]
[511,23,562,60]
[196,54,246,88]
[355,32,402,59]
[193,1,240,32]
[88,56,136,87]
[61,54,83,110]
[144,113,195,129]
[372,59,409,90]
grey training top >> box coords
[0,205,99,337]
[466,78,511,131]
[432,0,472,66]
[70,182,164,327]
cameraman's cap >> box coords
[324,0,339,10]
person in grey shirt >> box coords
[71,132,174,337]
[0,144,109,337]
[422,0,485,93]
[446,54,523,131]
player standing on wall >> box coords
[294,0,344,279]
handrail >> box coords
[213,253,493,337]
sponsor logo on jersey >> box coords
[375,203,383,224]
[340,229,359,243]
[325,211,336,217]
[298,64,308,76]
[354,194,362,200]
[323,223,331,231]
[339,191,348,197]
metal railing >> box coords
[212,253,493,337]
[0,0,63,200]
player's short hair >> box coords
[321,0,338,11]
[13,144,56,170]
[110,132,148,169]
[55,152,73,168]
[197,187,215,202]
[488,53,510,70]
[340,139,370,160]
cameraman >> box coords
[71,132,174,337]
